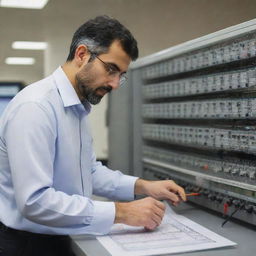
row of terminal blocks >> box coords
[143,145,256,182]
[142,124,256,154]
[142,35,256,80]
[143,168,256,225]
[142,68,256,99]
[142,98,256,119]
[185,186,256,215]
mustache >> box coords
[96,86,112,93]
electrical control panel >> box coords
[130,19,256,226]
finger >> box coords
[153,205,165,220]
[167,181,186,201]
[166,199,180,206]
[170,200,179,206]
[152,212,162,226]
[154,200,166,211]
[176,186,187,201]
[165,191,180,203]
[145,219,158,230]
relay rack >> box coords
[130,19,256,226]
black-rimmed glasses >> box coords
[92,53,128,86]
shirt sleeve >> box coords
[91,152,139,201]
[4,102,115,235]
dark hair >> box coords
[66,15,138,61]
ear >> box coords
[74,45,91,67]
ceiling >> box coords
[0,0,146,85]
[1,0,256,85]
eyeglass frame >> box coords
[89,51,128,86]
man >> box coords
[0,15,186,256]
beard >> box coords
[75,64,112,105]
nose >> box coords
[107,75,120,90]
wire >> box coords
[221,203,245,227]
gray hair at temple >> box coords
[71,38,108,57]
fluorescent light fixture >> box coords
[5,57,35,65]
[0,0,49,9]
[12,41,47,50]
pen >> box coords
[186,193,201,197]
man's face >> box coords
[75,40,131,105]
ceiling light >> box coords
[0,0,49,9]
[5,57,35,65]
[12,41,47,50]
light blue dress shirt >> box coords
[0,67,138,235]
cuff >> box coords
[116,175,139,201]
[86,201,115,235]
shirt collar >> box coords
[52,66,91,113]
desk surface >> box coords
[72,203,256,256]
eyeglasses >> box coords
[93,55,128,86]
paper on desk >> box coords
[97,203,236,256]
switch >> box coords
[239,170,248,177]
[186,185,193,192]
[224,168,232,173]
[213,167,222,173]
[191,186,199,192]
[244,204,253,213]
[208,193,216,201]
[193,187,201,193]
[232,199,241,208]
[216,195,223,203]
[249,171,256,180]
[231,169,239,175]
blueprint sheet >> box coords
[97,203,236,256]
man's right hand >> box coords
[114,197,166,230]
